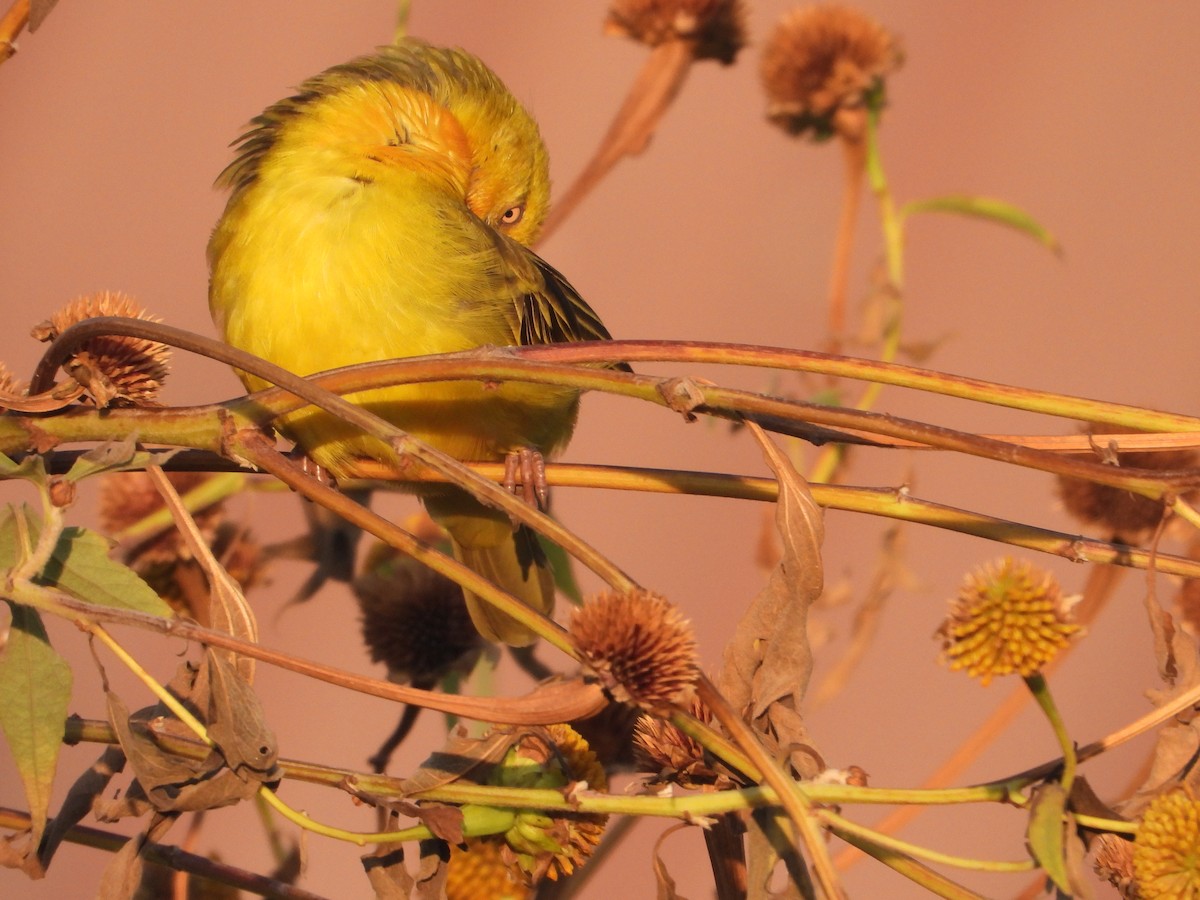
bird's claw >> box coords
[503,448,548,512]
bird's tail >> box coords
[425,491,555,647]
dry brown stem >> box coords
[539,39,694,243]
[0,0,29,64]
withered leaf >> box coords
[412,804,465,846]
[399,727,520,796]
[38,745,127,870]
[412,840,450,900]
[1122,624,1200,814]
[203,648,279,780]
[718,424,824,776]
[747,809,810,900]
[96,814,176,900]
[104,651,277,817]
[652,823,691,900]
[363,843,413,900]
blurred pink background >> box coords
[3,2,1199,897]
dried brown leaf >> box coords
[746,809,810,899]
[718,424,824,776]
[652,823,691,900]
[103,651,278,817]
[363,843,413,899]
[96,813,173,900]
[412,840,451,900]
[38,744,126,869]
[399,727,520,796]
[203,648,279,781]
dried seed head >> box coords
[487,724,608,884]
[633,695,726,788]
[353,544,483,685]
[0,361,27,410]
[570,589,698,710]
[447,839,529,900]
[1133,788,1200,899]
[1092,832,1137,898]
[1057,425,1197,540]
[761,4,902,140]
[32,291,170,406]
[938,558,1081,685]
[98,471,266,620]
[606,0,746,63]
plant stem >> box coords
[1024,673,1076,794]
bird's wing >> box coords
[489,233,630,370]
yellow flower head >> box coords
[570,589,698,710]
[761,4,902,140]
[487,724,608,884]
[939,558,1081,685]
[1133,788,1200,899]
[446,839,528,900]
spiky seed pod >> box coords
[0,361,27,410]
[1132,788,1200,899]
[570,589,698,710]
[352,543,483,685]
[760,4,902,140]
[98,471,266,620]
[1057,425,1198,540]
[31,291,170,406]
[1092,832,1138,899]
[633,695,725,788]
[606,0,746,63]
[938,558,1081,686]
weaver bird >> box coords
[208,40,623,645]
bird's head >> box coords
[216,40,552,247]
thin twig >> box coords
[0,806,329,899]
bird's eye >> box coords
[499,205,524,226]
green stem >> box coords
[821,808,1032,873]
[1023,673,1076,794]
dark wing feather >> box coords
[495,240,630,371]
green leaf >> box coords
[0,505,173,618]
[0,452,49,488]
[0,603,72,845]
[40,525,174,618]
[63,437,177,484]
[1026,782,1071,892]
[901,194,1061,255]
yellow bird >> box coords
[208,40,623,646]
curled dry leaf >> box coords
[717,423,824,777]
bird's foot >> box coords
[503,447,548,511]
